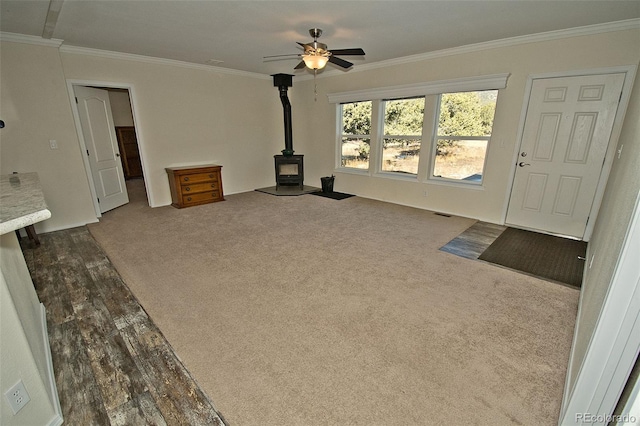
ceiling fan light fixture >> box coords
[302,54,329,70]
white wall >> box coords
[293,28,640,224]
[3,28,637,232]
[0,40,290,229]
[0,41,97,232]
[59,51,285,208]
[108,90,134,127]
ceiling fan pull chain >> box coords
[314,69,318,102]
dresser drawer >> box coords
[166,164,224,208]
[180,172,218,185]
[182,182,219,194]
[182,191,220,205]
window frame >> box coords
[428,90,498,186]
[330,74,509,184]
[336,100,374,174]
[377,96,426,178]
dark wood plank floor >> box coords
[21,227,226,426]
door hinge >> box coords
[97,197,100,203]
[86,149,90,156]
[75,97,78,104]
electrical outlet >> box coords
[4,380,30,414]
[49,139,58,150]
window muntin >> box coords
[340,101,372,170]
[432,90,497,183]
[381,97,424,175]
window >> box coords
[431,90,498,183]
[381,97,425,175]
[331,75,508,182]
[340,101,372,170]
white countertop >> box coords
[0,173,51,235]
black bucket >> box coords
[321,175,335,193]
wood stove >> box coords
[272,73,304,191]
[274,154,304,190]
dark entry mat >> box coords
[310,191,355,200]
[478,227,587,288]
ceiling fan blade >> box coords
[294,60,306,70]
[263,54,300,59]
[329,48,365,56]
[329,56,353,69]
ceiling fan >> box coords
[265,28,365,71]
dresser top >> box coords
[0,173,51,235]
[165,164,221,172]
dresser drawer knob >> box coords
[185,187,190,191]
[211,184,215,188]
[184,177,190,182]
[209,174,214,178]
[187,197,192,201]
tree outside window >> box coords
[432,90,498,183]
[382,97,425,174]
[340,101,372,169]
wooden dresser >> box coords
[166,164,224,208]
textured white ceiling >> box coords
[1,1,639,76]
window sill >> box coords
[334,167,371,176]
[373,171,419,182]
[426,177,486,190]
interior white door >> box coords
[74,86,129,213]
[506,73,625,239]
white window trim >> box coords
[327,73,510,104]
[336,167,371,176]
[372,170,421,182]
[425,89,498,187]
[336,101,374,172]
[333,74,509,180]
[377,97,425,177]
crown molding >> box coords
[58,45,271,80]
[2,18,638,80]
[327,73,510,103]
[0,31,268,79]
[0,32,63,47]
[318,18,640,78]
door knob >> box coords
[518,162,531,167]
[520,152,527,157]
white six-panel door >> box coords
[74,86,129,213]
[506,73,625,239]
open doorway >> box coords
[109,89,143,179]
[105,88,147,206]
[69,81,148,216]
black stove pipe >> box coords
[272,74,294,156]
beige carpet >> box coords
[87,179,579,425]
